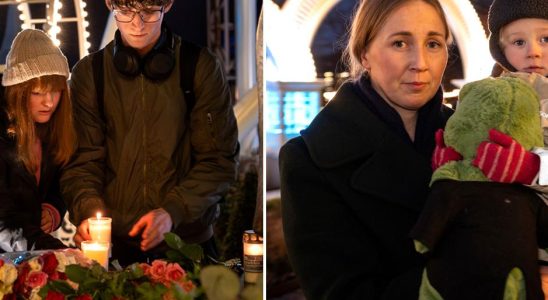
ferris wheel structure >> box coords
[0,0,91,59]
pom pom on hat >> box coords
[488,0,548,72]
[2,29,69,87]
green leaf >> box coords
[180,244,204,261]
[200,265,240,300]
[39,280,76,297]
[135,282,168,300]
[165,232,185,251]
[65,264,90,283]
[166,249,186,262]
[80,277,102,291]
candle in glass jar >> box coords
[81,241,109,269]
[243,230,263,284]
[88,212,111,243]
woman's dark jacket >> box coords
[0,109,67,251]
[279,78,452,299]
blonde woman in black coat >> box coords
[0,29,75,251]
[279,0,453,299]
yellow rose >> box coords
[28,258,42,272]
[0,264,17,285]
[0,283,13,296]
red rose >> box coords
[3,293,16,300]
[58,272,67,280]
[26,271,48,289]
[164,263,185,282]
[75,294,93,300]
[45,290,65,300]
[13,264,30,293]
[49,270,60,281]
[0,259,4,268]
[41,252,59,275]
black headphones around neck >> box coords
[112,25,175,81]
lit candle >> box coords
[243,230,263,284]
[88,212,111,243]
[81,240,109,269]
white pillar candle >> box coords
[243,230,263,284]
[81,241,109,269]
[88,212,111,243]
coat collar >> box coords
[301,81,388,168]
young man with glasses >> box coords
[61,0,239,266]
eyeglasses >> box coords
[112,6,164,23]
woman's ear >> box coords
[105,0,111,9]
[361,51,371,71]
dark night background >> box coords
[0,1,262,69]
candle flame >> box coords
[97,212,102,219]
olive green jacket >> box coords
[61,36,239,244]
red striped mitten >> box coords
[41,203,61,233]
[472,129,540,184]
[432,129,463,170]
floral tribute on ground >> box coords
[0,233,262,300]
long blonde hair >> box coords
[344,0,453,79]
[4,75,76,173]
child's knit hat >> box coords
[2,29,69,87]
[488,0,548,71]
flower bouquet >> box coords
[0,233,262,300]
[0,249,90,299]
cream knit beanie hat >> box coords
[2,29,69,87]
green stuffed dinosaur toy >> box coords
[410,76,548,300]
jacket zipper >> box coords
[207,112,217,150]
[141,75,148,201]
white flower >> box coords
[54,251,68,272]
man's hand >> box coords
[129,208,173,251]
[73,219,91,247]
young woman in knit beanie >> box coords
[0,29,75,251]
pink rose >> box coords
[179,280,195,293]
[26,271,48,289]
[164,263,185,282]
[139,263,151,276]
[149,260,167,282]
